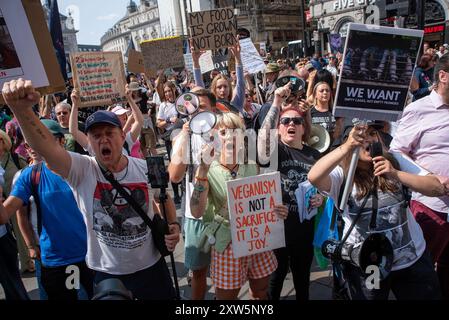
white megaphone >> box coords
[308,124,331,153]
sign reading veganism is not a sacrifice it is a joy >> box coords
[227,172,285,259]
[70,52,127,108]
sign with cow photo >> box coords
[334,23,424,121]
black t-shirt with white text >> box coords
[277,142,321,248]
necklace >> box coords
[220,163,239,178]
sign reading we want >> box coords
[70,52,127,108]
[227,172,285,258]
[188,7,237,51]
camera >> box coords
[146,156,169,190]
[92,279,133,300]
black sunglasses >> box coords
[280,117,304,126]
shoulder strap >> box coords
[11,152,22,170]
[96,161,157,233]
[30,163,43,236]
[123,140,130,155]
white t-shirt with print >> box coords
[67,152,160,275]
[157,102,178,131]
[323,157,427,271]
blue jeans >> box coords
[0,232,29,300]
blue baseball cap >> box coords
[85,110,122,133]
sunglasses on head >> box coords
[280,117,304,126]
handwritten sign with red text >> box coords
[226,172,284,258]
[70,52,127,108]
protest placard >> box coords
[188,7,237,51]
[227,172,284,258]
[240,38,266,74]
[140,36,185,76]
[213,52,230,76]
[184,51,214,74]
[328,33,344,54]
[0,0,65,101]
[127,49,145,74]
[334,23,423,121]
[70,52,127,108]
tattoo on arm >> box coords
[258,105,280,159]
[191,183,207,208]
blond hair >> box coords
[216,111,245,130]
[211,74,233,102]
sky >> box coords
[42,0,165,45]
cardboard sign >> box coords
[184,51,214,74]
[127,49,145,74]
[334,23,423,121]
[0,0,65,103]
[227,172,285,258]
[188,7,237,51]
[70,52,127,108]
[140,36,184,76]
[240,38,266,75]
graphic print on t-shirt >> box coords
[348,192,417,267]
[92,181,150,250]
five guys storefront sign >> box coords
[424,24,445,34]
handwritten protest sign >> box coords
[227,172,284,258]
[334,23,423,121]
[188,7,237,51]
[70,52,127,108]
[141,36,185,76]
[240,38,266,74]
[127,49,145,74]
[184,51,215,74]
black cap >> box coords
[85,110,122,133]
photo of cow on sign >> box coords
[227,172,285,258]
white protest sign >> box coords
[184,51,214,74]
[227,172,285,258]
[240,38,266,74]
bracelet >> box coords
[195,176,208,182]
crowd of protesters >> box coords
[0,37,449,302]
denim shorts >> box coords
[184,218,211,271]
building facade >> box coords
[157,0,215,37]
[101,0,161,58]
[310,0,449,54]
[213,0,306,55]
[42,3,79,59]
[78,45,102,53]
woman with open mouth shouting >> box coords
[257,73,324,300]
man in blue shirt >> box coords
[0,119,93,300]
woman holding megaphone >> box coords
[308,123,444,300]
